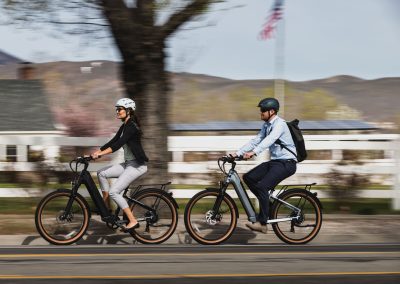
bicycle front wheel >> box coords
[270,189,322,244]
[184,189,237,245]
[35,189,90,245]
[129,189,178,244]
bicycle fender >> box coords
[136,188,179,209]
[278,188,323,210]
[167,191,179,209]
[205,187,220,191]
[310,191,323,209]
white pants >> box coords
[97,160,147,209]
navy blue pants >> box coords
[243,160,297,224]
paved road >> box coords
[1,214,400,245]
[0,244,399,283]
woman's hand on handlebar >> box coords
[90,150,102,160]
[91,147,111,160]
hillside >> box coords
[0,61,399,134]
[170,72,399,125]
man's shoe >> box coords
[245,222,267,234]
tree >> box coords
[1,0,218,182]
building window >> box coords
[6,145,17,162]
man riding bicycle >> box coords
[231,98,297,233]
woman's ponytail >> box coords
[133,113,141,129]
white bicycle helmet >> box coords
[115,98,136,110]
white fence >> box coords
[0,133,399,209]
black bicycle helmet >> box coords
[257,97,280,112]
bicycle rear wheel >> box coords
[184,189,237,245]
[270,189,322,244]
[35,189,90,245]
[129,189,178,244]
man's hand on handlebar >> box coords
[243,151,256,160]
[227,152,255,160]
[221,154,243,163]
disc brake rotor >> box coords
[205,210,222,225]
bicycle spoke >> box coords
[184,190,237,245]
[271,190,322,244]
[129,190,177,244]
[35,191,89,245]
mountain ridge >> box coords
[0,61,398,134]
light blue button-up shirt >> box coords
[236,116,297,161]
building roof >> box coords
[0,50,23,65]
[170,120,377,132]
[0,80,57,131]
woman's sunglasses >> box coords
[116,107,125,112]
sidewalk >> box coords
[0,214,399,246]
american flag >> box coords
[259,0,285,40]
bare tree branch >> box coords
[49,21,109,27]
[101,0,142,58]
[161,0,214,39]
[136,0,155,28]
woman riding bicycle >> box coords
[91,98,148,232]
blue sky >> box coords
[1,0,399,81]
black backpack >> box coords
[275,119,307,162]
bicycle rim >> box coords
[184,191,237,245]
[271,190,322,244]
[35,191,89,245]
[129,191,177,244]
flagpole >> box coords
[259,0,285,114]
[274,3,285,117]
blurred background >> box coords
[0,0,399,235]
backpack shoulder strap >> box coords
[275,139,298,159]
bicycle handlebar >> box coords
[69,155,101,172]
[219,155,244,163]
[218,155,244,174]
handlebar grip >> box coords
[76,156,95,163]
[220,155,243,163]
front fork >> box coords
[60,178,82,221]
[211,181,228,218]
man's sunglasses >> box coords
[116,107,125,112]
[260,107,271,113]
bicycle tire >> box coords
[35,189,91,245]
[184,189,237,245]
[270,189,322,244]
[128,189,178,244]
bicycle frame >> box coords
[121,183,172,222]
[223,169,257,222]
[67,164,112,221]
[218,159,303,225]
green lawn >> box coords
[0,197,398,215]
[0,183,392,190]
